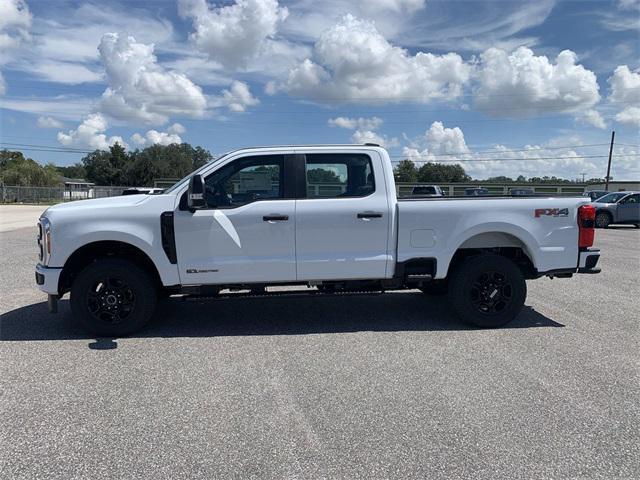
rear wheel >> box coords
[70,258,157,336]
[448,254,526,328]
[595,211,611,228]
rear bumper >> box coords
[35,264,62,295]
[577,248,601,274]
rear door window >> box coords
[304,154,375,199]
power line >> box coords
[0,141,615,156]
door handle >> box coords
[263,215,289,222]
[357,212,383,219]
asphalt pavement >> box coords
[0,222,638,479]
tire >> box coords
[70,258,157,336]
[595,211,611,229]
[419,280,448,295]
[448,254,526,328]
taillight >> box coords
[578,204,595,248]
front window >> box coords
[596,192,628,203]
[204,155,284,208]
[163,153,231,194]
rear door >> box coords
[617,193,640,223]
[295,152,391,281]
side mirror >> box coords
[187,174,207,210]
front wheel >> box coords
[448,254,526,328]
[70,258,157,336]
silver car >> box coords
[592,191,640,228]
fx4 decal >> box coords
[535,208,569,218]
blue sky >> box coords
[0,0,638,179]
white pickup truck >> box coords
[36,145,601,336]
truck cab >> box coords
[36,145,601,336]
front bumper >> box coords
[35,264,62,295]
[578,248,601,274]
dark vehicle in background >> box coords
[122,187,164,196]
[583,190,609,202]
[592,191,640,228]
[509,187,536,196]
[411,185,445,197]
[464,187,490,196]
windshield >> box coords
[596,192,627,203]
[162,153,231,194]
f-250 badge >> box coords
[534,208,569,217]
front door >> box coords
[174,154,296,285]
[295,152,391,281]
[618,193,640,223]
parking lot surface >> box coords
[1,222,638,479]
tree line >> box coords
[1,143,213,187]
[392,159,604,184]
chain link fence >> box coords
[0,185,128,204]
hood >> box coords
[44,194,150,217]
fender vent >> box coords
[160,212,177,264]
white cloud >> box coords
[178,0,289,70]
[474,47,601,117]
[351,130,398,148]
[608,65,640,127]
[57,113,127,150]
[0,95,95,120]
[326,115,396,147]
[329,117,384,130]
[167,123,186,135]
[37,116,64,128]
[578,109,607,129]
[131,127,183,147]
[401,124,640,180]
[402,121,470,161]
[615,106,640,127]
[98,33,207,125]
[0,0,31,52]
[8,3,175,86]
[279,14,470,104]
[363,0,425,13]
[219,81,260,112]
[0,0,31,94]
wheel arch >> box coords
[58,240,163,295]
[444,230,538,279]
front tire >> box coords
[595,212,611,228]
[448,254,526,328]
[70,258,157,336]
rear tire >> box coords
[595,212,611,228]
[448,254,526,328]
[70,258,157,336]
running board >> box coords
[181,288,386,302]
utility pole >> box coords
[580,172,586,183]
[605,131,615,191]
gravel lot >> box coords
[1,222,638,479]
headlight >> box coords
[38,217,51,265]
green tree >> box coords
[57,163,87,179]
[0,150,60,186]
[394,160,418,182]
[416,162,470,183]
